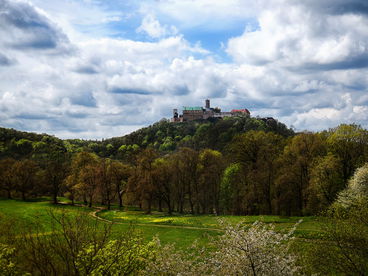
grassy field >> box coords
[99,208,326,240]
[0,198,327,249]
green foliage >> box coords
[0,121,368,220]
[275,132,327,215]
[159,136,176,151]
[220,163,242,214]
[307,153,344,213]
[333,162,368,210]
[327,124,368,182]
[76,234,156,276]
[0,127,66,159]
[0,243,22,276]
[0,208,157,275]
[303,200,368,275]
[300,163,368,275]
[97,116,294,158]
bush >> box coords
[1,210,156,276]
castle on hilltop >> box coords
[171,99,250,122]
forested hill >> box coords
[0,116,294,159]
[0,127,66,159]
[99,117,294,158]
[2,119,368,216]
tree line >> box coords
[1,123,368,216]
[2,161,368,275]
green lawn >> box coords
[0,198,88,227]
[100,209,326,240]
[0,198,327,249]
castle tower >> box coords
[205,99,210,109]
[173,109,178,118]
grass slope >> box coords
[0,198,326,249]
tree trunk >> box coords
[52,176,59,205]
[179,200,184,214]
[53,193,58,204]
[89,196,93,208]
[158,198,162,212]
[146,198,152,214]
[165,194,172,215]
[118,192,123,208]
[167,201,172,215]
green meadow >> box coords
[0,198,326,249]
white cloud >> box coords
[140,0,259,30]
[227,1,368,69]
[0,0,368,139]
[137,14,178,39]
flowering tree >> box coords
[144,220,301,276]
[210,221,301,276]
[334,162,368,209]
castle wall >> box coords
[182,110,204,121]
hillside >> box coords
[0,116,294,159]
[0,127,66,159]
[98,116,294,158]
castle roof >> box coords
[183,106,203,111]
[231,109,250,113]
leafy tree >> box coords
[327,124,368,184]
[197,149,224,214]
[77,233,155,275]
[13,159,39,200]
[0,243,22,276]
[105,143,114,156]
[305,200,368,275]
[79,163,100,208]
[44,153,70,204]
[307,153,344,213]
[275,132,325,215]
[174,147,199,214]
[0,158,16,199]
[130,148,159,213]
[333,162,368,210]
[109,160,131,208]
[220,163,245,215]
[12,210,156,276]
[229,130,285,214]
[145,221,301,276]
[152,157,174,213]
[63,174,78,205]
[12,139,33,157]
[159,137,176,151]
[67,152,99,205]
[193,123,212,149]
[118,144,140,163]
[209,221,301,276]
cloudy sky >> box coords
[1,0,368,139]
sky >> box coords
[0,0,368,139]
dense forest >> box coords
[1,116,368,216]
